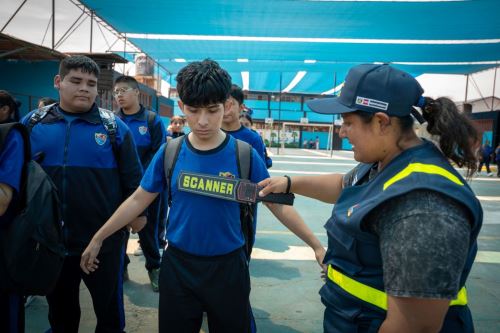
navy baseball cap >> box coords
[307,64,424,120]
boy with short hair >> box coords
[113,75,166,291]
[80,59,324,332]
[222,84,268,164]
[22,55,144,333]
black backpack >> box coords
[0,123,65,295]
[164,136,256,259]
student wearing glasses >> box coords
[113,76,166,292]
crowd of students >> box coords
[0,56,487,333]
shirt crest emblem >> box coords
[138,126,148,135]
[95,133,108,145]
[219,171,235,178]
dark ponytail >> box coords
[421,97,478,177]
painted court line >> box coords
[251,246,500,264]
[257,230,500,242]
[476,196,500,202]
[273,154,354,160]
[300,149,332,157]
[272,161,357,166]
[269,169,335,175]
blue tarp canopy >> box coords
[81,0,500,94]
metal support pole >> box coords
[168,75,172,98]
[90,10,94,53]
[331,72,337,157]
[55,11,85,48]
[0,47,29,59]
[156,60,160,112]
[1,0,28,33]
[123,33,127,73]
[492,66,498,111]
[52,0,55,50]
[465,74,469,103]
[277,72,283,155]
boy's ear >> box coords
[54,75,61,89]
[178,100,185,114]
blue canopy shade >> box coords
[81,0,500,94]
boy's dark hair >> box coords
[58,55,100,80]
[230,84,244,106]
[0,90,21,122]
[114,75,140,90]
[239,112,253,125]
[176,59,231,107]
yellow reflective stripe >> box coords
[383,163,464,191]
[450,286,468,306]
[327,265,467,310]
[328,265,388,310]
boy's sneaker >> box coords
[148,268,160,292]
[133,245,143,256]
[487,172,493,177]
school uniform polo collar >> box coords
[54,103,102,124]
[117,104,147,121]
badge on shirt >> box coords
[138,126,148,135]
[95,133,108,145]
[219,171,235,178]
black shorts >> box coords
[159,245,251,333]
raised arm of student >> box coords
[80,187,158,274]
[258,174,344,204]
[266,203,326,271]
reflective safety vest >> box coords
[323,140,482,312]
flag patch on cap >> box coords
[355,96,388,111]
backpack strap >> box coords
[146,111,159,155]
[147,111,156,133]
[98,108,119,158]
[163,135,185,207]
[235,139,254,260]
[26,103,56,133]
[236,139,251,180]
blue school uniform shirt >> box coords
[0,130,24,226]
[141,134,269,256]
[224,126,266,164]
[21,104,143,254]
[117,105,166,169]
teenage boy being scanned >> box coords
[80,59,325,333]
